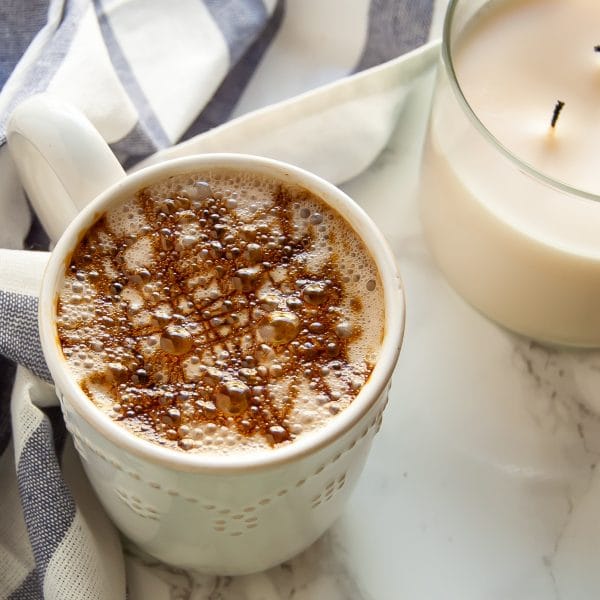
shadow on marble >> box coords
[124,527,367,600]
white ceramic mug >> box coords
[6,94,405,575]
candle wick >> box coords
[595,45,600,52]
[550,100,565,129]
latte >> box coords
[56,169,384,454]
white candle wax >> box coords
[420,0,600,346]
[459,0,600,193]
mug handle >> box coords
[6,93,126,243]
[2,95,126,384]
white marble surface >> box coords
[124,66,600,600]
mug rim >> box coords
[40,153,405,473]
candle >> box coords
[419,0,600,347]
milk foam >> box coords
[57,169,384,455]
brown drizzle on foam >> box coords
[56,170,381,452]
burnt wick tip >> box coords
[551,100,565,129]
[595,45,600,52]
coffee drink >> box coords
[56,169,384,454]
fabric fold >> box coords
[8,367,125,600]
[0,250,51,381]
[139,41,440,185]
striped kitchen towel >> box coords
[0,1,439,598]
